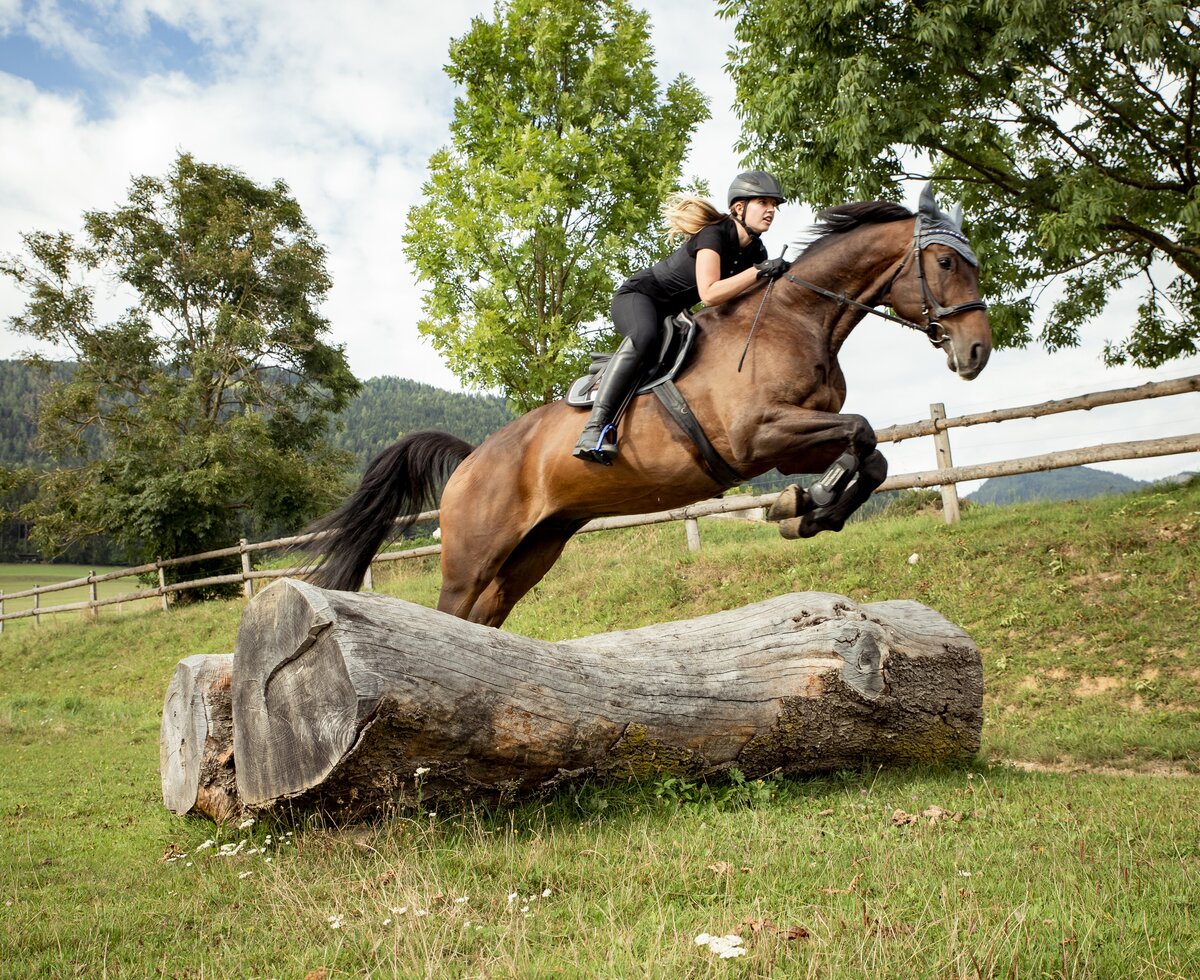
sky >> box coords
[1,0,1197,490]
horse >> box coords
[302,185,992,627]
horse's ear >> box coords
[918,181,942,220]
[950,203,964,229]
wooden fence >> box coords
[2,373,1197,630]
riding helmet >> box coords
[727,171,786,208]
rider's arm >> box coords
[695,248,762,306]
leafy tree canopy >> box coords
[0,152,360,575]
[721,0,1200,367]
[404,0,710,411]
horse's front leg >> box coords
[738,408,888,539]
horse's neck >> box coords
[784,225,909,354]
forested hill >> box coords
[967,466,1146,505]
[0,360,514,472]
[330,376,514,468]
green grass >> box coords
[1,480,1198,976]
[0,563,155,626]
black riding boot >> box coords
[572,338,647,465]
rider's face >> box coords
[738,197,779,235]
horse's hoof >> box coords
[778,511,845,540]
[767,484,812,522]
[777,517,804,540]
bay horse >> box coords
[304,185,991,627]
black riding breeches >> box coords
[611,289,668,359]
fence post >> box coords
[930,403,961,524]
[34,585,40,627]
[87,570,98,621]
[157,561,169,611]
[1,593,4,634]
[240,539,253,599]
[685,518,702,552]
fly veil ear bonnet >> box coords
[917,182,978,268]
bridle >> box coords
[736,214,988,372]
[781,214,987,346]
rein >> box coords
[744,215,988,363]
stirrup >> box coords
[573,423,617,465]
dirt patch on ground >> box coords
[999,760,1197,778]
[1075,676,1122,697]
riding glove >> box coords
[755,257,789,280]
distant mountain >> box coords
[330,376,514,470]
[967,466,1146,505]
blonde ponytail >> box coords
[661,194,726,241]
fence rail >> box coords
[3,373,1197,629]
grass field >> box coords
[1,481,1197,977]
[0,563,155,623]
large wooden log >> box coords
[230,579,983,817]
[160,653,244,823]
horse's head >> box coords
[887,184,992,380]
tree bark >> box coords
[229,579,983,818]
[160,653,244,823]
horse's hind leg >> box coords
[466,519,586,628]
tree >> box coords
[1,153,360,582]
[403,0,709,411]
[720,0,1200,367]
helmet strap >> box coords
[731,201,761,240]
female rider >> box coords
[573,170,789,464]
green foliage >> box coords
[0,153,360,580]
[721,0,1200,367]
[330,376,514,471]
[403,0,710,410]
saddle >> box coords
[565,311,698,408]
[565,312,743,489]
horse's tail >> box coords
[300,429,474,591]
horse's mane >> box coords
[797,200,914,258]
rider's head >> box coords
[727,171,785,238]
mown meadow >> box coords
[1,480,1197,977]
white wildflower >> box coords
[382,918,392,927]
[541,888,552,898]
[238,871,253,880]
[414,766,431,778]
[328,914,343,930]
[389,906,408,915]
[237,817,256,830]
[695,933,746,959]
[416,909,428,918]
[195,839,215,852]
[455,896,469,904]
[908,553,920,565]
[507,892,518,905]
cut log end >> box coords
[159,653,243,823]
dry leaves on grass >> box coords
[819,873,862,896]
[707,861,752,877]
[891,805,964,826]
[740,915,810,942]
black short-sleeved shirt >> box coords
[617,218,768,313]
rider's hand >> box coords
[755,257,789,280]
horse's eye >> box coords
[938,255,953,270]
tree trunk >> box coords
[229,579,983,818]
[160,653,244,823]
